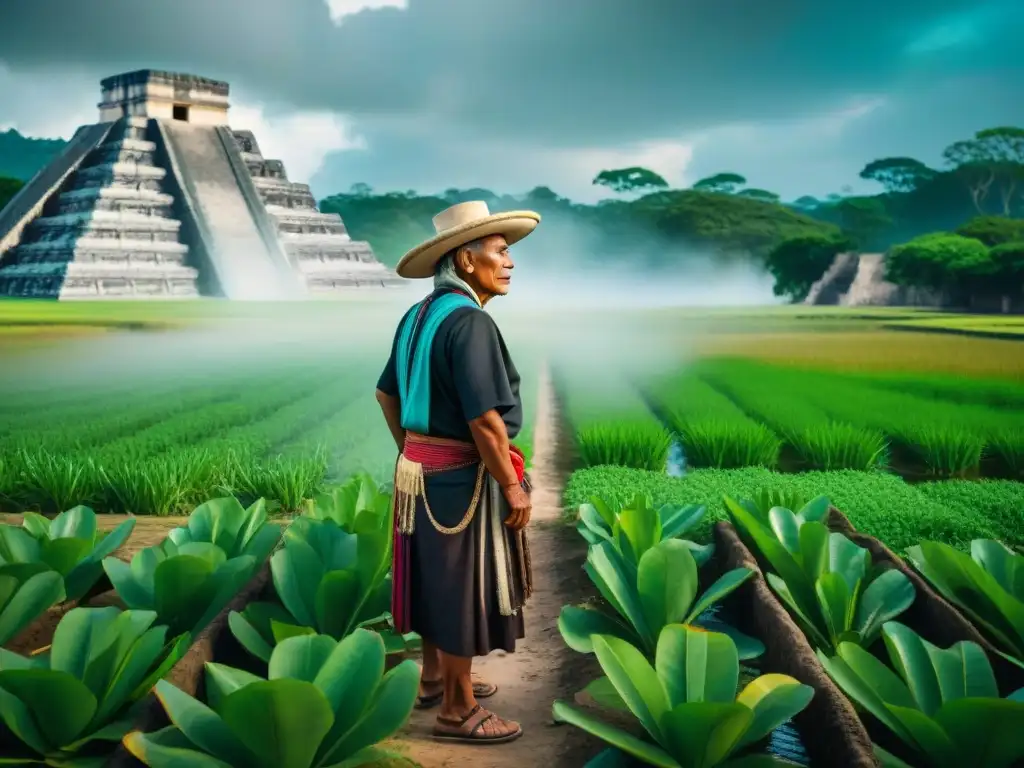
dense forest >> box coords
[1,124,1022,308]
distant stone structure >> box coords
[804,252,942,307]
[0,70,400,299]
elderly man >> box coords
[375,201,539,744]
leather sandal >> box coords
[432,704,522,744]
[416,679,498,709]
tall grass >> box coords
[696,364,888,471]
[696,358,1022,478]
[644,373,782,469]
[576,422,671,471]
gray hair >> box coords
[433,238,485,305]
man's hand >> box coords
[502,482,532,530]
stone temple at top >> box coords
[0,70,400,299]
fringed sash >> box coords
[391,432,533,635]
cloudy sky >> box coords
[0,0,1022,203]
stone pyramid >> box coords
[0,70,401,299]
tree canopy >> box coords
[592,166,668,195]
[765,233,852,302]
[691,173,746,194]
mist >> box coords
[0,215,781,400]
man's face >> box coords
[460,234,514,299]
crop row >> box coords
[0,476,417,766]
[553,365,672,471]
[640,359,1024,479]
[556,474,1024,765]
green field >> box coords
[1,300,1022,542]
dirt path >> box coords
[391,365,601,768]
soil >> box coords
[386,366,604,768]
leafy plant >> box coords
[168,497,281,564]
[103,539,257,640]
[302,473,393,532]
[731,492,828,528]
[906,538,1024,663]
[553,625,815,767]
[577,493,713,565]
[560,539,763,662]
[15,504,135,601]
[122,629,420,768]
[818,621,1024,768]
[229,515,403,662]
[0,606,189,765]
[576,422,673,472]
[0,564,65,645]
[725,497,915,653]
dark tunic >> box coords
[377,298,526,658]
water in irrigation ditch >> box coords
[666,438,687,477]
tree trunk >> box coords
[1002,294,1012,314]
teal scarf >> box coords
[396,290,480,432]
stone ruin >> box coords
[0,70,401,299]
[803,252,942,307]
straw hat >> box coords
[395,201,541,279]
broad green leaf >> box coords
[315,569,359,637]
[0,668,97,747]
[587,543,652,650]
[270,620,317,644]
[796,495,830,525]
[658,504,706,541]
[661,701,751,766]
[316,658,419,765]
[855,570,915,645]
[684,568,754,625]
[0,680,50,754]
[816,572,853,647]
[204,663,263,711]
[154,679,253,765]
[227,611,273,663]
[636,541,697,642]
[735,674,814,748]
[581,676,629,712]
[592,635,669,743]
[827,533,868,594]
[153,555,217,633]
[0,571,65,645]
[552,700,678,768]
[657,624,738,707]
[123,730,235,767]
[885,704,957,767]
[102,557,151,608]
[692,617,765,662]
[558,605,636,654]
[0,526,40,564]
[40,538,93,577]
[219,679,333,768]
[268,634,337,683]
[271,542,324,629]
[50,506,97,542]
[767,508,801,556]
[20,513,51,540]
[88,519,136,562]
[819,646,918,747]
[879,622,943,717]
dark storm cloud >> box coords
[1,0,1020,147]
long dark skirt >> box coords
[409,465,526,658]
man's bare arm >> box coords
[375,389,406,452]
[468,409,531,529]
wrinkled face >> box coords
[455,234,514,301]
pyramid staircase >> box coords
[0,117,199,299]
